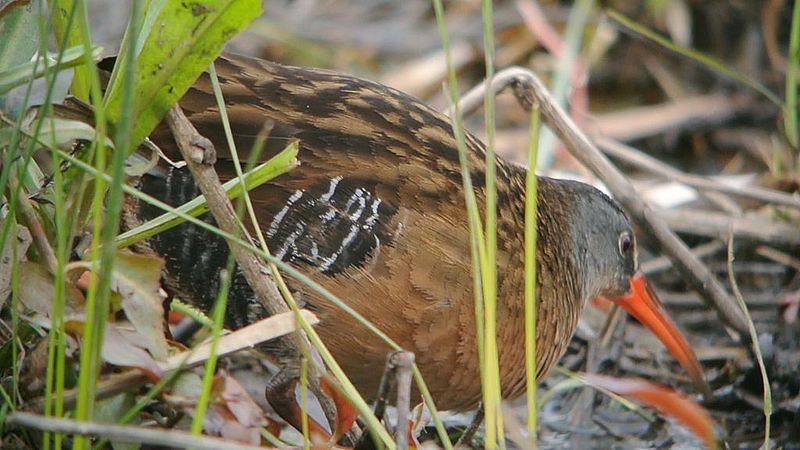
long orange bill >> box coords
[604,273,712,399]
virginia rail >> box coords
[124,53,707,436]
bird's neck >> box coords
[494,171,590,323]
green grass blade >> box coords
[66,0,119,445]
[299,356,310,450]
[48,0,93,101]
[480,0,504,447]
[607,9,782,107]
[191,260,234,435]
[91,357,191,450]
[784,0,800,150]
[524,107,541,443]
[170,298,215,329]
[431,1,487,449]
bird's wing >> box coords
[143,53,513,279]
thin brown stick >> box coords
[29,370,145,413]
[756,245,800,272]
[660,209,800,248]
[595,136,800,209]
[659,291,782,308]
[6,412,263,450]
[726,231,772,448]
[454,404,484,449]
[640,240,725,275]
[699,190,743,216]
[372,353,399,422]
[12,176,58,274]
[164,105,337,426]
[589,94,751,142]
[393,351,414,450]
[762,0,791,73]
[456,66,750,335]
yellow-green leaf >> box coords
[103,0,262,154]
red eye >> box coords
[618,231,632,256]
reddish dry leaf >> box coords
[17,259,167,377]
[101,323,163,378]
[218,370,269,429]
[215,414,262,445]
[583,373,716,449]
[780,290,799,323]
[67,251,168,360]
[168,371,267,445]
[110,251,168,360]
[321,375,358,441]
[17,261,86,326]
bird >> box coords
[122,52,708,441]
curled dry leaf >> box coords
[582,373,717,449]
[17,261,86,326]
[0,222,31,311]
[69,251,169,360]
[168,371,268,445]
[101,322,163,379]
[110,251,168,360]
[217,369,269,430]
[19,261,166,379]
[216,370,269,444]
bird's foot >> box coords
[265,369,357,446]
[320,374,359,442]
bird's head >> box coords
[558,180,710,398]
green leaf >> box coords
[0,2,38,72]
[48,0,94,100]
[103,0,262,154]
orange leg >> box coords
[320,374,358,442]
[265,369,358,445]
